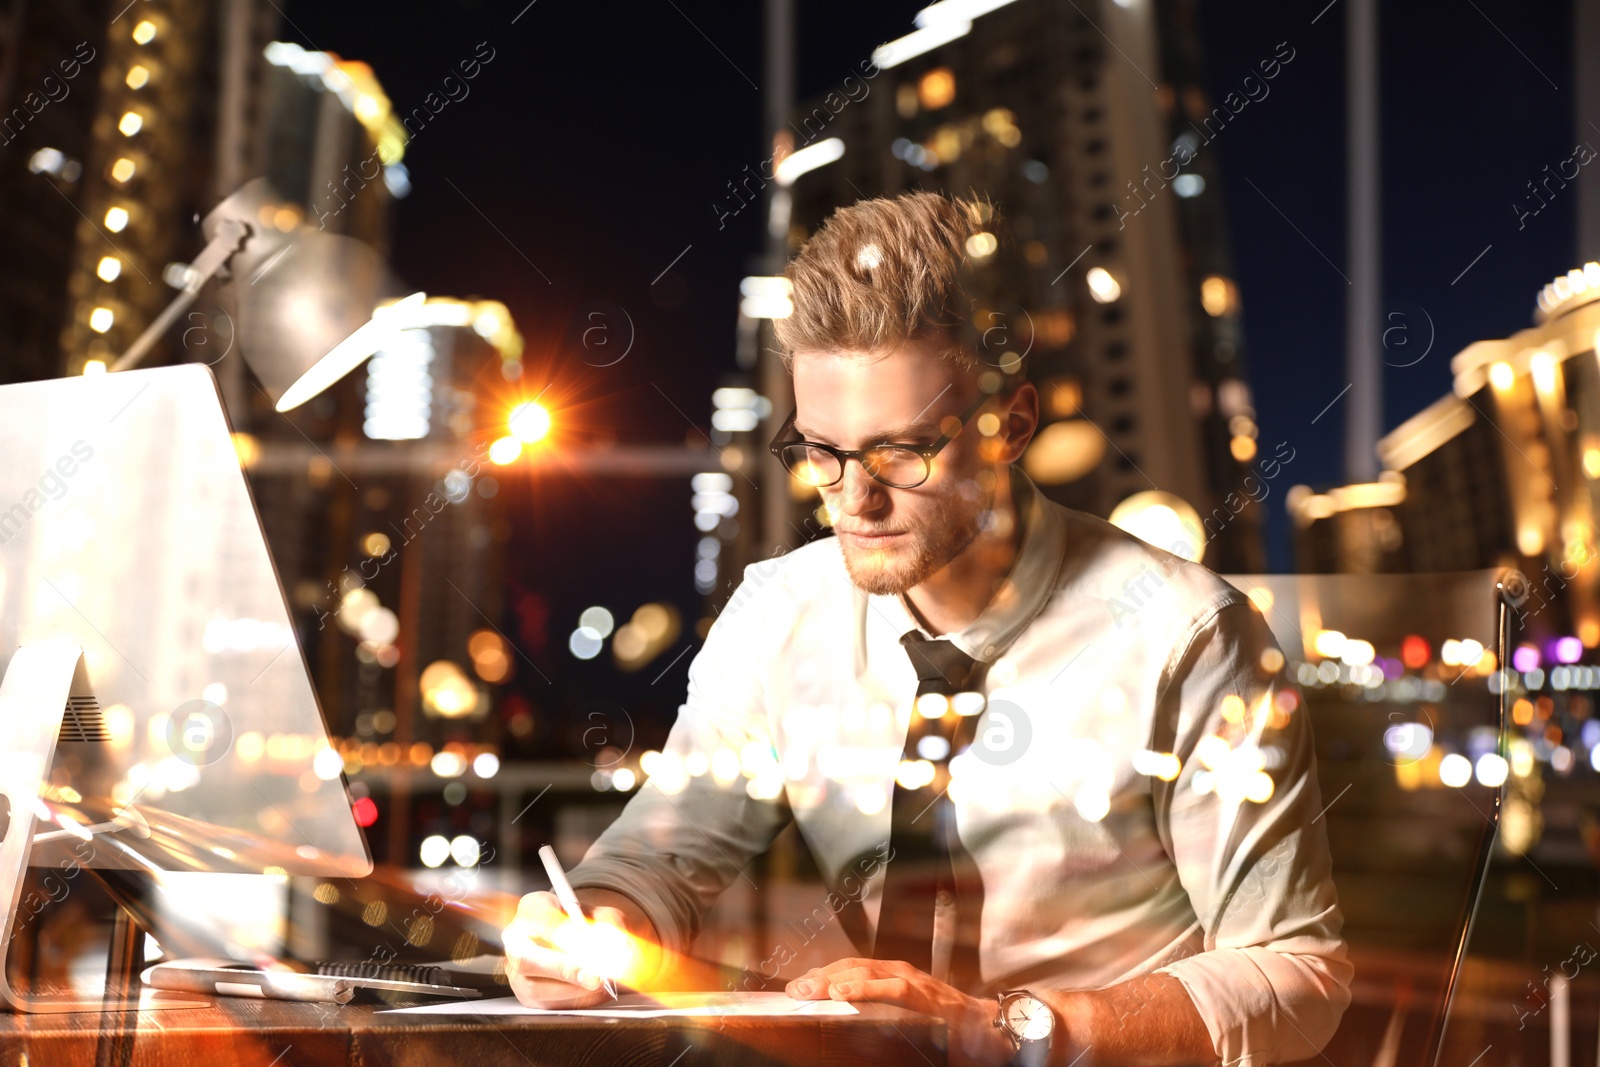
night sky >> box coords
[276,0,1576,679]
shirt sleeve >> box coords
[565,561,794,957]
[1151,597,1353,1067]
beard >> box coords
[839,480,990,596]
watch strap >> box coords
[1013,1037,1049,1067]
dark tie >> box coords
[872,631,985,983]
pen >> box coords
[538,844,620,1000]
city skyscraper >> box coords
[705,0,1269,613]
[0,0,117,384]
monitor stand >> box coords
[0,645,206,1012]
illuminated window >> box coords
[96,257,122,282]
[118,111,143,137]
[981,108,1021,147]
[895,82,918,119]
[125,65,150,89]
[1044,377,1082,417]
[104,206,130,232]
[1200,275,1238,317]
[1086,267,1122,304]
[27,147,63,174]
[110,157,136,183]
[88,307,115,333]
[132,20,157,44]
[918,68,955,110]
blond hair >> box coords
[773,191,998,373]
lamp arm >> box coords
[109,217,253,372]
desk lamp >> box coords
[109,176,424,411]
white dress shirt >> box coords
[569,471,1352,1066]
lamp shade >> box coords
[206,179,401,411]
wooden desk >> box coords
[0,998,948,1066]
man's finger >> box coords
[813,957,876,976]
[828,976,920,1006]
[809,966,876,991]
[788,977,823,999]
[813,957,916,980]
[507,970,612,1010]
[502,917,575,956]
[505,937,603,990]
[514,890,568,927]
[789,962,888,998]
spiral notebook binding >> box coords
[313,961,449,986]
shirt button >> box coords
[935,889,954,908]
[984,644,996,657]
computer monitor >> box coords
[0,364,371,1011]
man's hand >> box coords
[787,958,1015,1067]
[785,959,1218,1067]
[502,889,652,1009]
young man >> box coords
[503,192,1350,1066]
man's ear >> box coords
[998,381,1040,464]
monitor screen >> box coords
[0,365,370,880]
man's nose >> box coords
[833,459,884,517]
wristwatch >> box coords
[994,988,1054,1067]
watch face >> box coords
[1003,995,1054,1042]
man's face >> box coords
[791,340,990,596]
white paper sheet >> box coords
[381,992,860,1018]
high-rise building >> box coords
[1359,393,1513,574]
[1284,473,1413,575]
[705,0,1267,611]
[0,1,113,385]
[57,0,200,377]
[1299,266,1600,645]
[258,39,406,247]
[0,0,294,389]
[48,1,286,386]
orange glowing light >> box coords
[551,918,639,986]
[488,436,522,465]
[1400,634,1430,670]
[509,401,552,443]
[791,459,829,487]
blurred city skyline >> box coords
[277,0,1579,572]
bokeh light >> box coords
[1108,491,1204,562]
[419,834,450,868]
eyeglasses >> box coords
[768,390,991,490]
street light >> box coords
[487,400,554,465]
[508,401,551,443]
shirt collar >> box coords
[867,467,1067,662]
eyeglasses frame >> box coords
[766,388,994,490]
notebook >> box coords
[143,954,510,1003]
